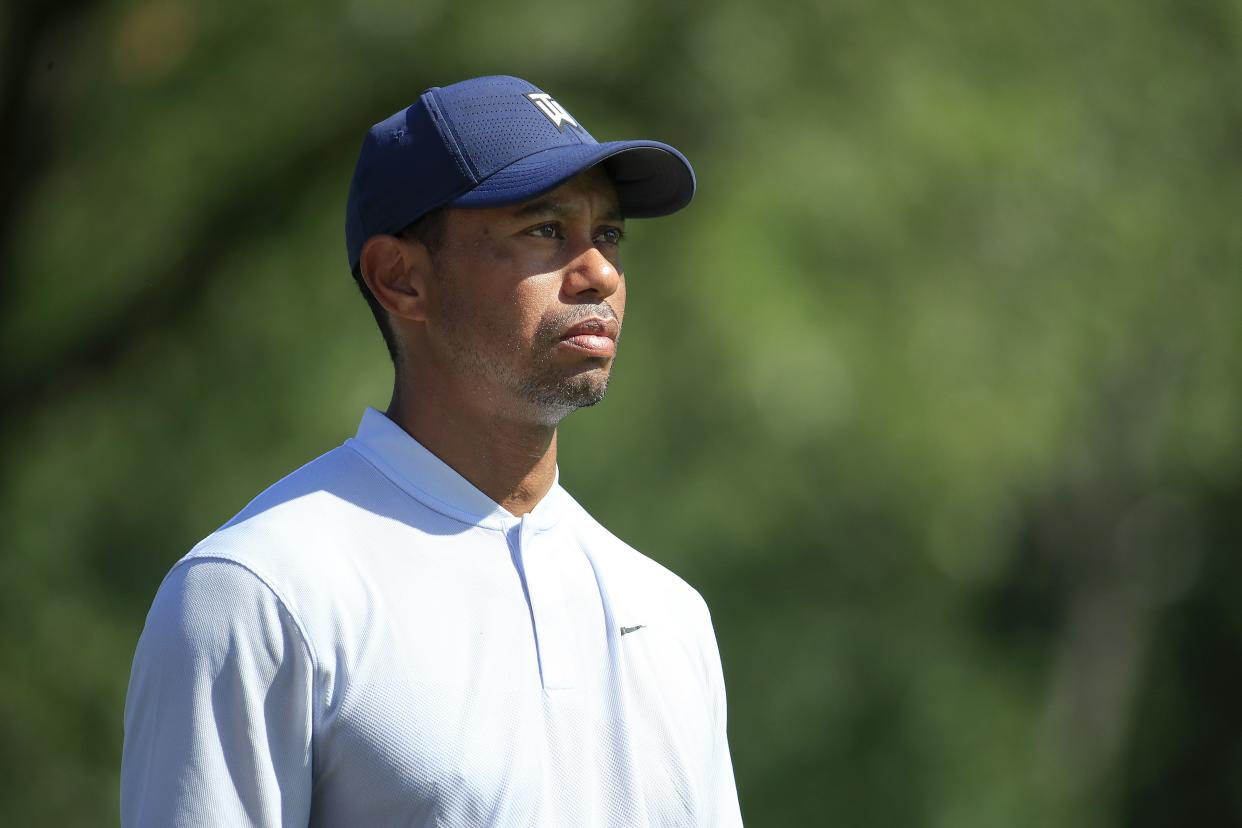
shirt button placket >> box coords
[516,516,576,691]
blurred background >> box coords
[3,0,1240,824]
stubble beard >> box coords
[512,374,609,424]
[436,279,618,424]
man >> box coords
[121,75,742,826]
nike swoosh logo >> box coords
[620,625,646,636]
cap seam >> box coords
[421,89,479,183]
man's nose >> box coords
[562,246,621,301]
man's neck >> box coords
[384,384,559,517]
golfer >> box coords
[121,74,743,827]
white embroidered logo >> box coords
[525,92,580,131]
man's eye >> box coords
[595,227,625,245]
[529,223,562,239]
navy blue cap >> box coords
[345,75,696,269]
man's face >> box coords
[421,167,627,424]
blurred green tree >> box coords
[2,0,1239,825]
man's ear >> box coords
[359,234,432,323]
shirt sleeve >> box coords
[121,558,315,827]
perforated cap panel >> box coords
[428,76,596,178]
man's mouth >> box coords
[557,317,620,358]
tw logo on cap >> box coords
[525,92,580,132]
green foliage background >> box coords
[3,0,1240,824]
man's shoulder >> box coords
[166,442,410,614]
[197,444,377,548]
[223,441,396,529]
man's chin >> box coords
[521,370,611,416]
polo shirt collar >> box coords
[346,407,566,530]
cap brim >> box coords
[448,140,695,218]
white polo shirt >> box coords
[121,408,742,827]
